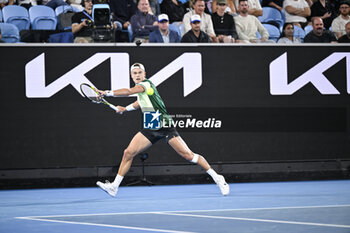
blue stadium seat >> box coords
[0,22,20,42]
[29,5,57,30]
[293,25,306,41]
[304,25,313,35]
[55,5,75,16]
[263,23,280,42]
[55,5,76,30]
[169,22,182,37]
[2,5,30,32]
[258,7,284,30]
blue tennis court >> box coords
[1,180,350,233]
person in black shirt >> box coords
[181,14,210,42]
[261,0,283,12]
[109,0,137,30]
[71,0,94,43]
[309,0,336,29]
[160,0,186,23]
[211,0,238,42]
[338,22,350,43]
[304,17,337,43]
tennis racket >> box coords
[80,83,119,112]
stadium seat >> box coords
[55,5,75,16]
[263,23,280,42]
[169,22,182,37]
[293,25,306,41]
[304,25,313,35]
[29,5,57,30]
[258,7,284,30]
[0,22,20,42]
[55,5,76,30]
[2,5,30,32]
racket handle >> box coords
[109,104,123,114]
[109,104,119,111]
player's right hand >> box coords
[96,90,106,97]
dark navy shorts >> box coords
[140,127,180,144]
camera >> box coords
[135,40,142,46]
[85,19,93,27]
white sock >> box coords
[112,174,124,188]
[206,168,219,182]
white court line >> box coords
[153,212,350,229]
[15,204,350,219]
[16,216,196,233]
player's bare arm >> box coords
[100,85,145,97]
[116,101,140,114]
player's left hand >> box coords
[116,106,126,114]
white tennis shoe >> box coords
[216,175,230,196]
[96,180,118,197]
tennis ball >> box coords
[147,88,154,96]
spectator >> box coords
[277,22,302,43]
[283,0,311,28]
[331,1,350,38]
[17,0,37,10]
[71,0,94,43]
[304,17,337,42]
[182,0,217,42]
[211,0,238,42]
[337,21,350,42]
[235,0,272,43]
[69,0,84,11]
[160,0,186,23]
[130,0,158,42]
[45,0,68,9]
[0,0,14,8]
[262,0,284,12]
[212,0,237,14]
[149,0,161,15]
[109,0,137,30]
[181,14,211,42]
[310,0,337,29]
[149,14,181,42]
[235,0,263,16]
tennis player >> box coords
[96,63,229,197]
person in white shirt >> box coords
[235,0,262,16]
[331,1,350,39]
[182,0,218,42]
[234,0,272,42]
[283,0,311,28]
[277,22,302,43]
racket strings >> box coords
[81,85,102,103]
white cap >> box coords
[158,14,169,22]
[130,63,145,72]
[190,14,201,23]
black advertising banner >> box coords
[0,45,349,169]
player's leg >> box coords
[117,132,152,176]
[168,136,230,195]
[168,136,210,170]
[97,132,152,197]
